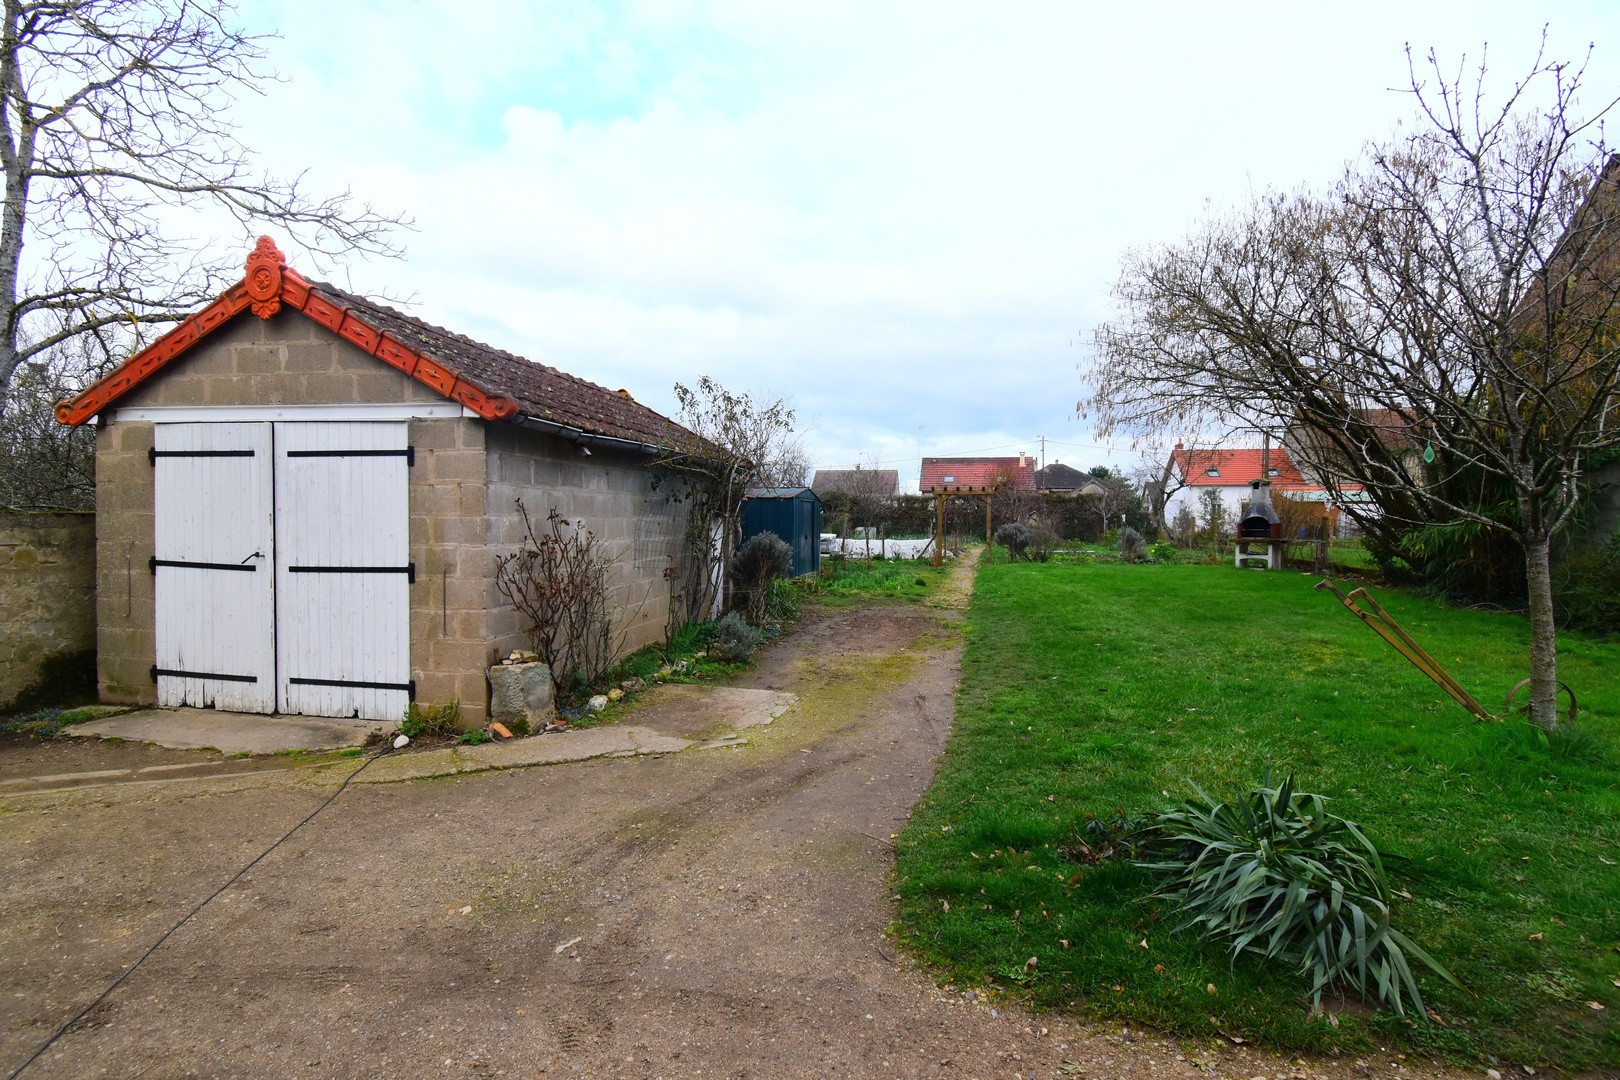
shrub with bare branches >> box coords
[494,501,616,692]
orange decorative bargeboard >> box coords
[55,237,521,426]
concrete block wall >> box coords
[0,511,96,710]
[93,421,157,704]
[94,310,462,716]
[408,416,497,724]
[116,310,445,410]
[83,306,689,725]
[485,423,687,669]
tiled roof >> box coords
[920,456,1036,492]
[810,469,899,496]
[310,282,691,447]
[56,237,695,450]
[1036,462,1091,491]
[1171,446,1306,488]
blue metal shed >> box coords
[739,487,821,577]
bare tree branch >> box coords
[1084,38,1620,730]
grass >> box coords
[793,554,950,604]
[894,560,1620,1069]
[0,704,129,739]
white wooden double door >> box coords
[152,422,412,721]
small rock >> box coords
[657,665,673,677]
[458,905,472,916]
[586,694,609,713]
[392,734,410,749]
[607,688,624,702]
[489,722,513,740]
[620,677,645,693]
[1487,1071,1502,1080]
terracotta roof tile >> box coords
[920,457,1037,492]
[810,468,899,496]
[308,282,690,447]
[56,237,696,451]
[1171,446,1306,487]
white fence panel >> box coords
[152,423,276,712]
[273,422,412,721]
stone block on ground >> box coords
[488,661,555,730]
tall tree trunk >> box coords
[1523,531,1560,731]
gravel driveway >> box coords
[0,562,1471,1080]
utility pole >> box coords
[1038,435,1046,474]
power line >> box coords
[808,435,1129,472]
[5,746,392,1080]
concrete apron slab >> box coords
[67,709,390,755]
[14,689,799,805]
[358,687,798,785]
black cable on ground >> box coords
[5,743,393,1080]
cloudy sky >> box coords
[231,2,1620,491]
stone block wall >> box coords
[0,511,96,711]
[485,423,687,670]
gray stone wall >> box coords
[0,511,96,711]
[485,423,686,668]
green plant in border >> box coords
[1137,773,1461,1019]
[399,699,462,739]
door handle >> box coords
[241,550,265,564]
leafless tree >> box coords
[1085,40,1620,730]
[0,0,404,415]
[755,434,811,489]
[660,376,799,619]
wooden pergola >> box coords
[925,485,1000,567]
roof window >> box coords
[942,474,956,484]
[1267,467,1279,477]
[1205,467,1220,477]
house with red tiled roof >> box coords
[1163,441,1363,533]
[55,237,700,726]
[919,455,1037,493]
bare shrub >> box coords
[1028,523,1060,563]
[494,500,615,691]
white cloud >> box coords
[229,2,1620,489]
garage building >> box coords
[56,237,697,725]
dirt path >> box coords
[0,559,1467,1080]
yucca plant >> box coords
[1136,774,1460,1018]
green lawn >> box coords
[895,561,1620,1068]
[794,554,949,604]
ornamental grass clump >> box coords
[1137,774,1459,1018]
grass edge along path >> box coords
[893,560,1619,1070]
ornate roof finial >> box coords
[244,235,286,319]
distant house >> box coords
[1035,462,1107,497]
[920,455,1037,493]
[810,468,899,498]
[1163,442,1363,532]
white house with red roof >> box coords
[1163,441,1362,533]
